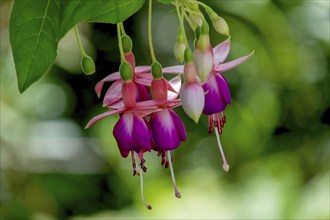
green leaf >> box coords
[10,0,145,93]
[10,0,60,93]
[59,0,146,38]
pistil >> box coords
[167,151,181,198]
[213,114,229,172]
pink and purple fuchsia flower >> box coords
[85,0,253,210]
[163,37,253,172]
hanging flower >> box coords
[163,38,253,171]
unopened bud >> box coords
[174,42,186,63]
[213,17,230,36]
[189,13,203,29]
[195,26,201,40]
[201,22,209,35]
[122,35,133,53]
[151,61,163,79]
[184,48,193,64]
[81,55,96,75]
[177,26,185,43]
[198,35,210,51]
[119,61,133,81]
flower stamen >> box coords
[131,152,139,176]
[167,151,181,198]
[208,115,213,134]
[138,152,147,173]
[213,114,229,172]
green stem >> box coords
[192,0,212,11]
[74,25,87,56]
[148,0,157,63]
[120,22,127,36]
[175,3,189,47]
[117,23,125,62]
[183,10,195,30]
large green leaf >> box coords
[10,0,145,93]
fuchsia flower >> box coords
[148,76,186,198]
[86,71,183,203]
[204,38,254,132]
[163,38,253,171]
[150,78,186,152]
[86,81,153,173]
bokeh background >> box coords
[1,0,329,219]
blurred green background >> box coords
[1,0,329,219]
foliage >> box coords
[10,0,145,92]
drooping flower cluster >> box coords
[85,0,253,209]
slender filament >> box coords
[213,114,229,172]
[139,163,152,210]
[167,151,181,198]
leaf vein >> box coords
[24,0,52,88]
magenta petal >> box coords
[113,113,135,158]
[215,51,254,72]
[113,113,152,158]
[213,37,231,64]
[169,109,186,141]
[215,73,231,105]
[85,108,124,129]
[132,114,152,152]
[135,66,151,73]
[136,83,151,102]
[150,109,181,150]
[202,74,227,115]
[95,72,121,97]
[103,80,123,107]
[162,65,184,74]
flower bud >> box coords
[151,61,163,79]
[120,61,133,81]
[184,48,193,64]
[151,77,168,101]
[197,35,210,51]
[213,17,230,36]
[122,35,133,53]
[174,42,186,63]
[201,21,209,35]
[180,80,205,124]
[194,26,201,40]
[81,55,96,75]
[189,13,203,30]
